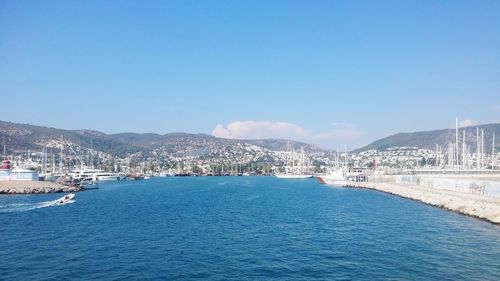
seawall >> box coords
[0,181,81,194]
[346,180,500,225]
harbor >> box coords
[2,1,500,279]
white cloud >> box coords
[212,121,311,140]
[459,119,479,128]
[212,121,362,148]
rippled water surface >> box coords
[1,177,499,280]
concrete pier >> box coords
[345,180,500,225]
[0,181,81,194]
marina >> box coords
[2,1,500,279]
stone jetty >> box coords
[346,181,500,225]
[0,181,81,194]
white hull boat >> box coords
[275,174,313,179]
[317,175,349,186]
[96,174,127,181]
[55,194,75,205]
[317,169,349,186]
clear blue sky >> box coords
[1,0,499,149]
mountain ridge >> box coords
[353,123,500,153]
[0,120,322,157]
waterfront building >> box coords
[0,158,39,181]
[0,159,12,180]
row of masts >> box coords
[435,118,496,170]
[13,135,102,175]
[333,145,349,169]
[284,141,309,173]
[39,135,65,175]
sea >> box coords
[0,177,499,280]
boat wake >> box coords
[0,197,75,213]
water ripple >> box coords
[0,177,499,280]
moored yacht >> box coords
[70,168,126,182]
[94,172,127,181]
[275,173,313,179]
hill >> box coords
[353,123,500,153]
[0,120,324,158]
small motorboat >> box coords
[55,193,76,205]
[81,179,99,190]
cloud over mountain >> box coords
[212,121,362,148]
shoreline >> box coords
[0,181,81,194]
[345,181,500,225]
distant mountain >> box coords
[353,123,500,153]
[0,121,144,157]
[0,120,325,158]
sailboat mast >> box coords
[481,129,484,170]
[51,147,55,174]
[60,135,64,174]
[476,128,480,170]
[462,130,466,169]
[42,146,47,175]
[90,138,94,170]
[455,117,459,167]
[491,132,496,169]
[493,132,496,168]
[344,144,348,169]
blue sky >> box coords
[1,0,499,149]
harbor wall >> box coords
[393,175,500,198]
[0,181,80,194]
[352,175,500,224]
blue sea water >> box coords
[0,177,499,280]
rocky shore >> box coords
[0,181,81,194]
[346,181,500,225]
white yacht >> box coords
[70,168,126,182]
[275,173,313,179]
[94,172,127,181]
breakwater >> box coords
[0,181,81,194]
[346,180,500,225]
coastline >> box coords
[0,181,81,194]
[345,180,500,225]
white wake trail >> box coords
[0,198,75,213]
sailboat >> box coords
[275,142,313,179]
[317,146,349,186]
